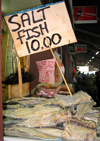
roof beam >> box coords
[75,28,100,38]
[77,38,100,49]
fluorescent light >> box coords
[96,51,99,55]
[92,56,94,59]
[89,60,91,62]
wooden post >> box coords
[8,85,11,99]
[17,58,23,98]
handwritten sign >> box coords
[4,1,77,57]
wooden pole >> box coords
[8,85,11,99]
[17,58,23,98]
[43,31,72,97]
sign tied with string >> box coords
[4,1,77,58]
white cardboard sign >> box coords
[4,1,77,57]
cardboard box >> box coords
[2,83,29,102]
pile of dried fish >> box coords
[3,91,100,140]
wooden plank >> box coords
[17,58,23,98]
[2,83,29,101]
[8,85,11,99]
[10,83,29,99]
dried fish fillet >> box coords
[19,97,47,107]
[17,109,72,128]
[84,112,99,124]
[62,118,97,140]
[34,98,60,108]
[4,127,38,139]
[5,97,46,106]
[55,91,92,107]
[3,118,25,126]
[35,128,63,137]
[94,137,100,141]
[3,109,15,117]
[8,126,63,140]
[75,101,96,118]
[3,104,21,109]
[3,105,62,119]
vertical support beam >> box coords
[60,47,63,62]
[49,0,53,2]
[0,0,4,140]
[17,58,22,98]
[63,46,69,82]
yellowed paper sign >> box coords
[4,1,77,57]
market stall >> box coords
[2,1,100,141]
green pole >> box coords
[49,0,53,3]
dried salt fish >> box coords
[3,118,25,126]
[22,97,46,100]
[75,101,96,118]
[35,128,63,138]
[17,116,44,128]
[62,118,97,140]
[94,137,100,141]
[7,126,63,140]
[88,109,99,113]
[4,127,43,140]
[55,91,92,107]
[3,104,21,109]
[19,97,47,107]
[3,109,15,117]
[98,117,100,125]
[17,109,72,128]
[3,105,62,119]
[5,98,22,103]
[5,97,46,106]
[34,98,60,108]
[84,112,100,124]
[96,125,100,131]
[67,118,96,130]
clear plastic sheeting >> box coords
[4,136,64,141]
[4,136,40,141]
